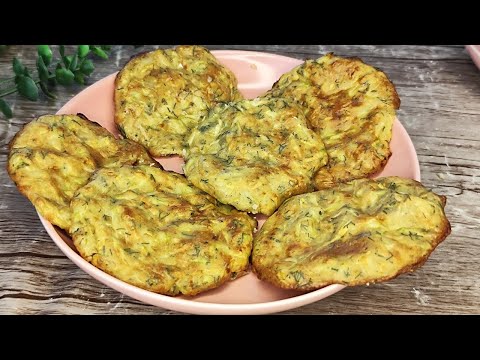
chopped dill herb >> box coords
[193,244,201,256]
[290,270,305,283]
[124,248,139,255]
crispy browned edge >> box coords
[6,113,104,227]
[79,211,253,297]
[113,46,225,157]
[100,266,251,297]
[305,53,400,189]
[79,220,253,297]
[314,152,392,190]
[339,54,401,110]
[6,113,160,231]
[8,112,102,152]
[252,181,452,291]
[113,50,183,155]
[71,164,254,297]
[113,50,153,140]
[88,255,243,297]
[271,52,401,110]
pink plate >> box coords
[466,45,480,70]
[40,50,421,315]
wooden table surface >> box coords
[1,45,479,315]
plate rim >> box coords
[39,49,420,314]
[466,45,480,69]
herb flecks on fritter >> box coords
[253,177,450,290]
[114,45,242,156]
[268,53,400,189]
[71,165,256,296]
[184,96,328,215]
[7,114,157,230]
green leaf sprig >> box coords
[0,45,112,118]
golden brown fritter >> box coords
[268,53,400,189]
[184,96,328,216]
[253,177,450,290]
[70,165,256,296]
[114,45,242,156]
[7,114,157,230]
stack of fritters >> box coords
[8,114,157,230]
[7,47,451,297]
[8,112,255,297]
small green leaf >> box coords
[69,54,78,71]
[0,98,13,118]
[74,71,85,85]
[77,45,90,58]
[80,59,95,75]
[37,45,53,66]
[17,75,39,101]
[91,46,108,59]
[100,45,111,51]
[60,46,71,68]
[39,82,56,99]
[63,55,73,69]
[55,67,75,86]
[12,58,26,76]
[36,56,49,83]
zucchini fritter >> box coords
[253,177,450,290]
[70,165,256,296]
[7,114,157,230]
[268,53,400,189]
[114,45,242,156]
[184,96,328,216]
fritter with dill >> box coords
[7,114,157,231]
[184,96,328,216]
[114,45,242,157]
[70,165,256,296]
[268,53,400,189]
[253,177,450,290]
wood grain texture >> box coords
[1,45,479,315]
